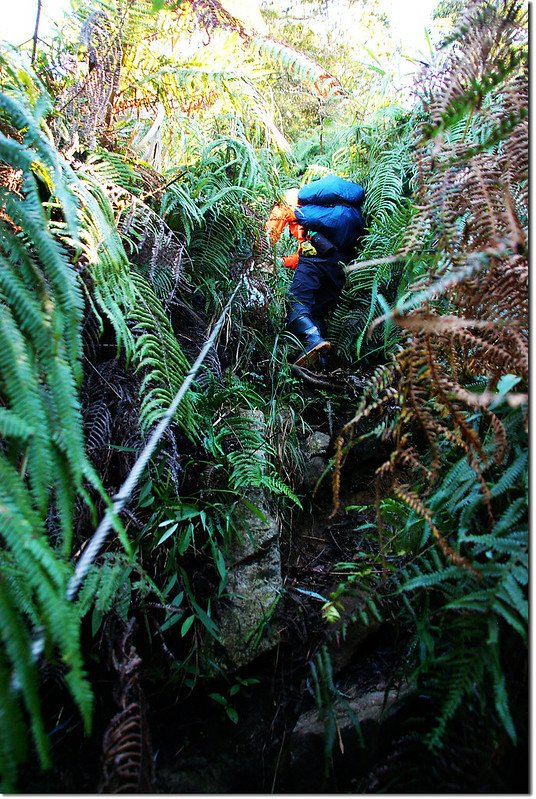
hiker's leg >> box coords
[286,255,323,327]
[310,258,346,334]
[286,256,331,366]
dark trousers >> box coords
[287,253,345,335]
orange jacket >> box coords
[265,190,304,269]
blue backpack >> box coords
[295,175,365,251]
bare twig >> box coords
[31,0,42,64]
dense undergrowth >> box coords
[0,0,528,791]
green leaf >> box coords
[294,587,328,602]
[209,692,227,706]
[160,612,184,633]
[178,523,193,555]
[156,523,178,546]
[241,497,268,523]
[181,615,195,637]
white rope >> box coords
[67,277,245,600]
[20,277,245,675]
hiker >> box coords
[266,174,365,368]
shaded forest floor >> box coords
[16,371,528,795]
[150,464,528,794]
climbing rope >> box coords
[22,275,247,674]
[68,276,246,598]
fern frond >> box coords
[251,36,346,99]
[119,195,192,303]
[0,53,120,785]
[0,580,49,768]
[86,148,142,194]
[74,171,137,362]
[489,449,527,497]
[425,644,486,749]
[398,564,471,593]
[210,412,300,505]
[159,178,205,243]
[129,272,197,436]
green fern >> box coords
[392,403,527,749]
[211,413,301,505]
[251,36,345,99]
[129,272,198,436]
[86,148,142,194]
[327,114,417,361]
[0,51,121,788]
[159,176,205,243]
[74,170,137,362]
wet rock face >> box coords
[302,455,327,490]
[217,500,281,667]
[216,409,282,668]
[216,423,336,664]
[301,429,332,490]
[158,758,233,793]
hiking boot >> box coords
[293,338,331,367]
[288,315,331,367]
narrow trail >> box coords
[149,381,404,793]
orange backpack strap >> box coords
[265,188,300,245]
[266,190,304,268]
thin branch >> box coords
[31,0,42,65]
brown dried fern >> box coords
[334,2,527,568]
[118,194,191,306]
[54,11,123,151]
[99,618,154,794]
